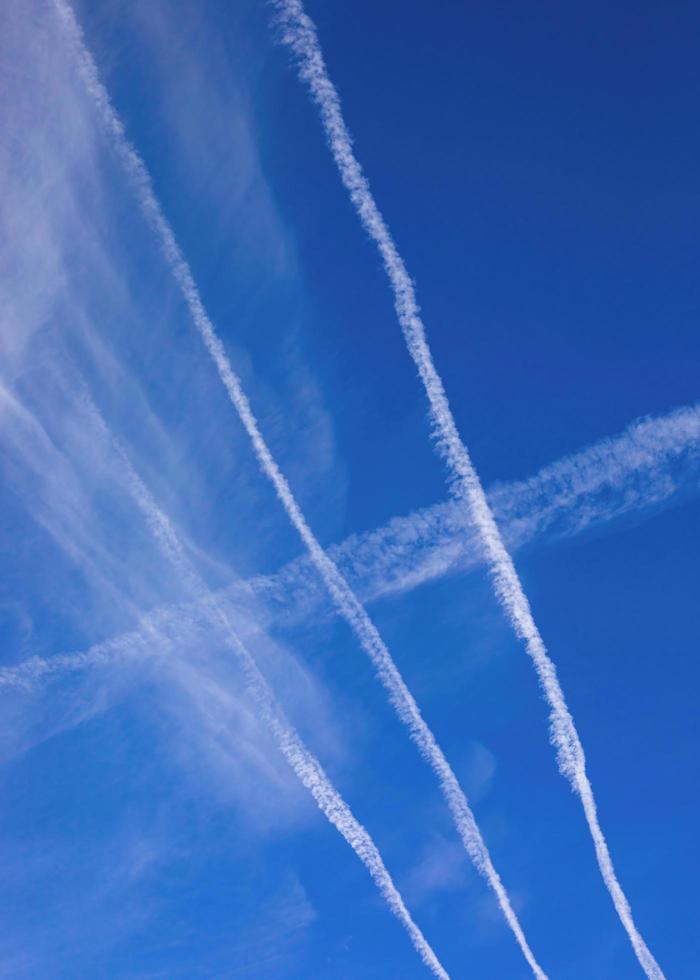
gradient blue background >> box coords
[0,1,698,976]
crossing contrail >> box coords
[265,400,700,624]
[272,2,665,977]
[3,399,697,694]
[81,398,449,979]
[50,1,546,975]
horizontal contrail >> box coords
[265,400,700,623]
[273,3,666,977]
[3,400,697,689]
[50,1,544,974]
[83,399,449,979]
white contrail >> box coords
[267,400,700,621]
[81,402,449,980]
[49,1,546,974]
[272,2,665,977]
[3,390,694,675]
[4,399,697,693]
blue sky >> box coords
[1,0,698,976]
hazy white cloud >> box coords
[48,1,527,972]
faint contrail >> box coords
[82,400,449,980]
[266,400,700,622]
[272,2,665,977]
[3,399,697,694]
[50,1,546,975]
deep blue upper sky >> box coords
[0,1,698,977]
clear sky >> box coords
[1,0,698,977]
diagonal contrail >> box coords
[264,399,700,623]
[4,400,698,695]
[49,1,546,975]
[272,2,666,977]
[81,397,449,979]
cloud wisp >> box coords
[272,3,666,977]
[263,400,700,624]
[4,398,697,689]
[49,0,545,974]
[81,398,449,980]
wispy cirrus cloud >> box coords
[79,392,448,976]
[48,4,545,968]
[0,4,374,972]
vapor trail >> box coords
[81,401,449,979]
[272,2,665,977]
[3,400,697,695]
[50,1,545,974]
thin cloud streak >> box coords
[266,401,700,622]
[82,398,449,980]
[3,399,697,690]
[49,0,543,973]
[273,3,665,977]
